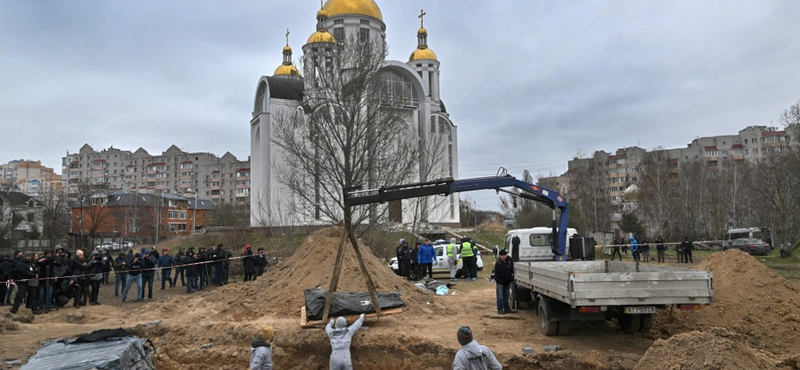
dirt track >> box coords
[2,228,799,369]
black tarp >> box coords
[304,288,406,320]
[21,328,154,370]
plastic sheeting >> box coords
[304,288,406,320]
[21,328,154,370]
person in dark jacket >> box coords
[397,240,412,278]
[158,248,176,290]
[70,250,90,307]
[141,250,156,299]
[87,250,105,305]
[10,252,41,314]
[174,247,186,287]
[0,255,11,305]
[113,252,128,297]
[122,253,143,302]
[255,248,267,277]
[494,249,515,314]
[184,250,198,293]
[681,236,694,263]
[197,247,208,290]
[37,249,57,311]
[242,245,256,282]
[655,237,666,263]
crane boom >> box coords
[344,175,570,260]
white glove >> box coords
[360,313,365,319]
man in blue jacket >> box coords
[630,235,640,261]
[417,239,436,279]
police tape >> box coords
[1,247,291,286]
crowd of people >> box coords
[1,244,275,315]
[609,235,694,263]
[394,237,481,282]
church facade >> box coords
[250,0,459,227]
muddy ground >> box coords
[2,228,800,369]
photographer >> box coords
[69,250,90,307]
[122,253,143,302]
[37,249,57,311]
[113,252,128,297]
[87,250,104,305]
[55,278,81,308]
[101,250,112,284]
[140,249,156,300]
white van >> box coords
[504,227,578,262]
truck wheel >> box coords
[620,315,641,334]
[538,299,558,336]
[556,320,571,336]
[639,314,653,332]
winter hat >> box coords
[499,249,508,256]
[450,238,456,244]
[260,325,275,342]
[141,248,147,255]
[23,251,33,258]
[92,250,100,256]
[457,326,473,345]
[134,253,142,258]
[335,317,347,329]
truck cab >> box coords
[504,227,578,262]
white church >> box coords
[250,0,460,227]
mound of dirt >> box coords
[142,227,435,320]
[658,249,800,355]
[634,327,781,370]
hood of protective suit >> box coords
[335,316,347,329]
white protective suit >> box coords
[452,340,502,370]
[326,314,365,370]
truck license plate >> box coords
[624,306,656,314]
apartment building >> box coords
[0,159,64,196]
[62,144,250,205]
[541,124,797,206]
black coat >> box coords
[494,257,514,285]
[70,257,89,281]
[183,255,198,276]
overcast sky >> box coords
[2,1,799,211]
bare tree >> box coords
[0,193,16,248]
[568,153,614,233]
[39,187,70,248]
[272,35,420,228]
[637,148,680,238]
[211,203,249,227]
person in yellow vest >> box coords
[447,238,459,281]
[460,237,476,281]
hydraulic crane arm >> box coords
[344,175,570,260]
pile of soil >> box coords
[634,327,781,370]
[0,313,19,333]
[658,249,800,356]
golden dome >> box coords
[317,9,328,18]
[410,48,437,61]
[274,64,300,76]
[323,0,383,21]
[283,45,292,52]
[307,30,337,44]
[418,27,427,35]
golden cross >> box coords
[419,9,426,28]
[320,0,324,10]
[286,29,290,46]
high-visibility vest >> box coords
[446,243,456,257]
[460,241,474,257]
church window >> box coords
[439,121,445,134]
[333,28,344,41]
[379,70,418,108]
[334,19,343,25]
[359,28,369,43]
[430,118,436,133]
[360,20,370,25]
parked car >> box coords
[388,243,483,278]
[722,227,772,255]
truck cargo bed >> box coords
[514,261,713,307]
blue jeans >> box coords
[160,269,172,289]
[37,283,53,310]
[142,275,154,299]
[114,273,127,296]
[122,274,142,301]
[496,283,510,312]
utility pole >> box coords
[193,192,197,234]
